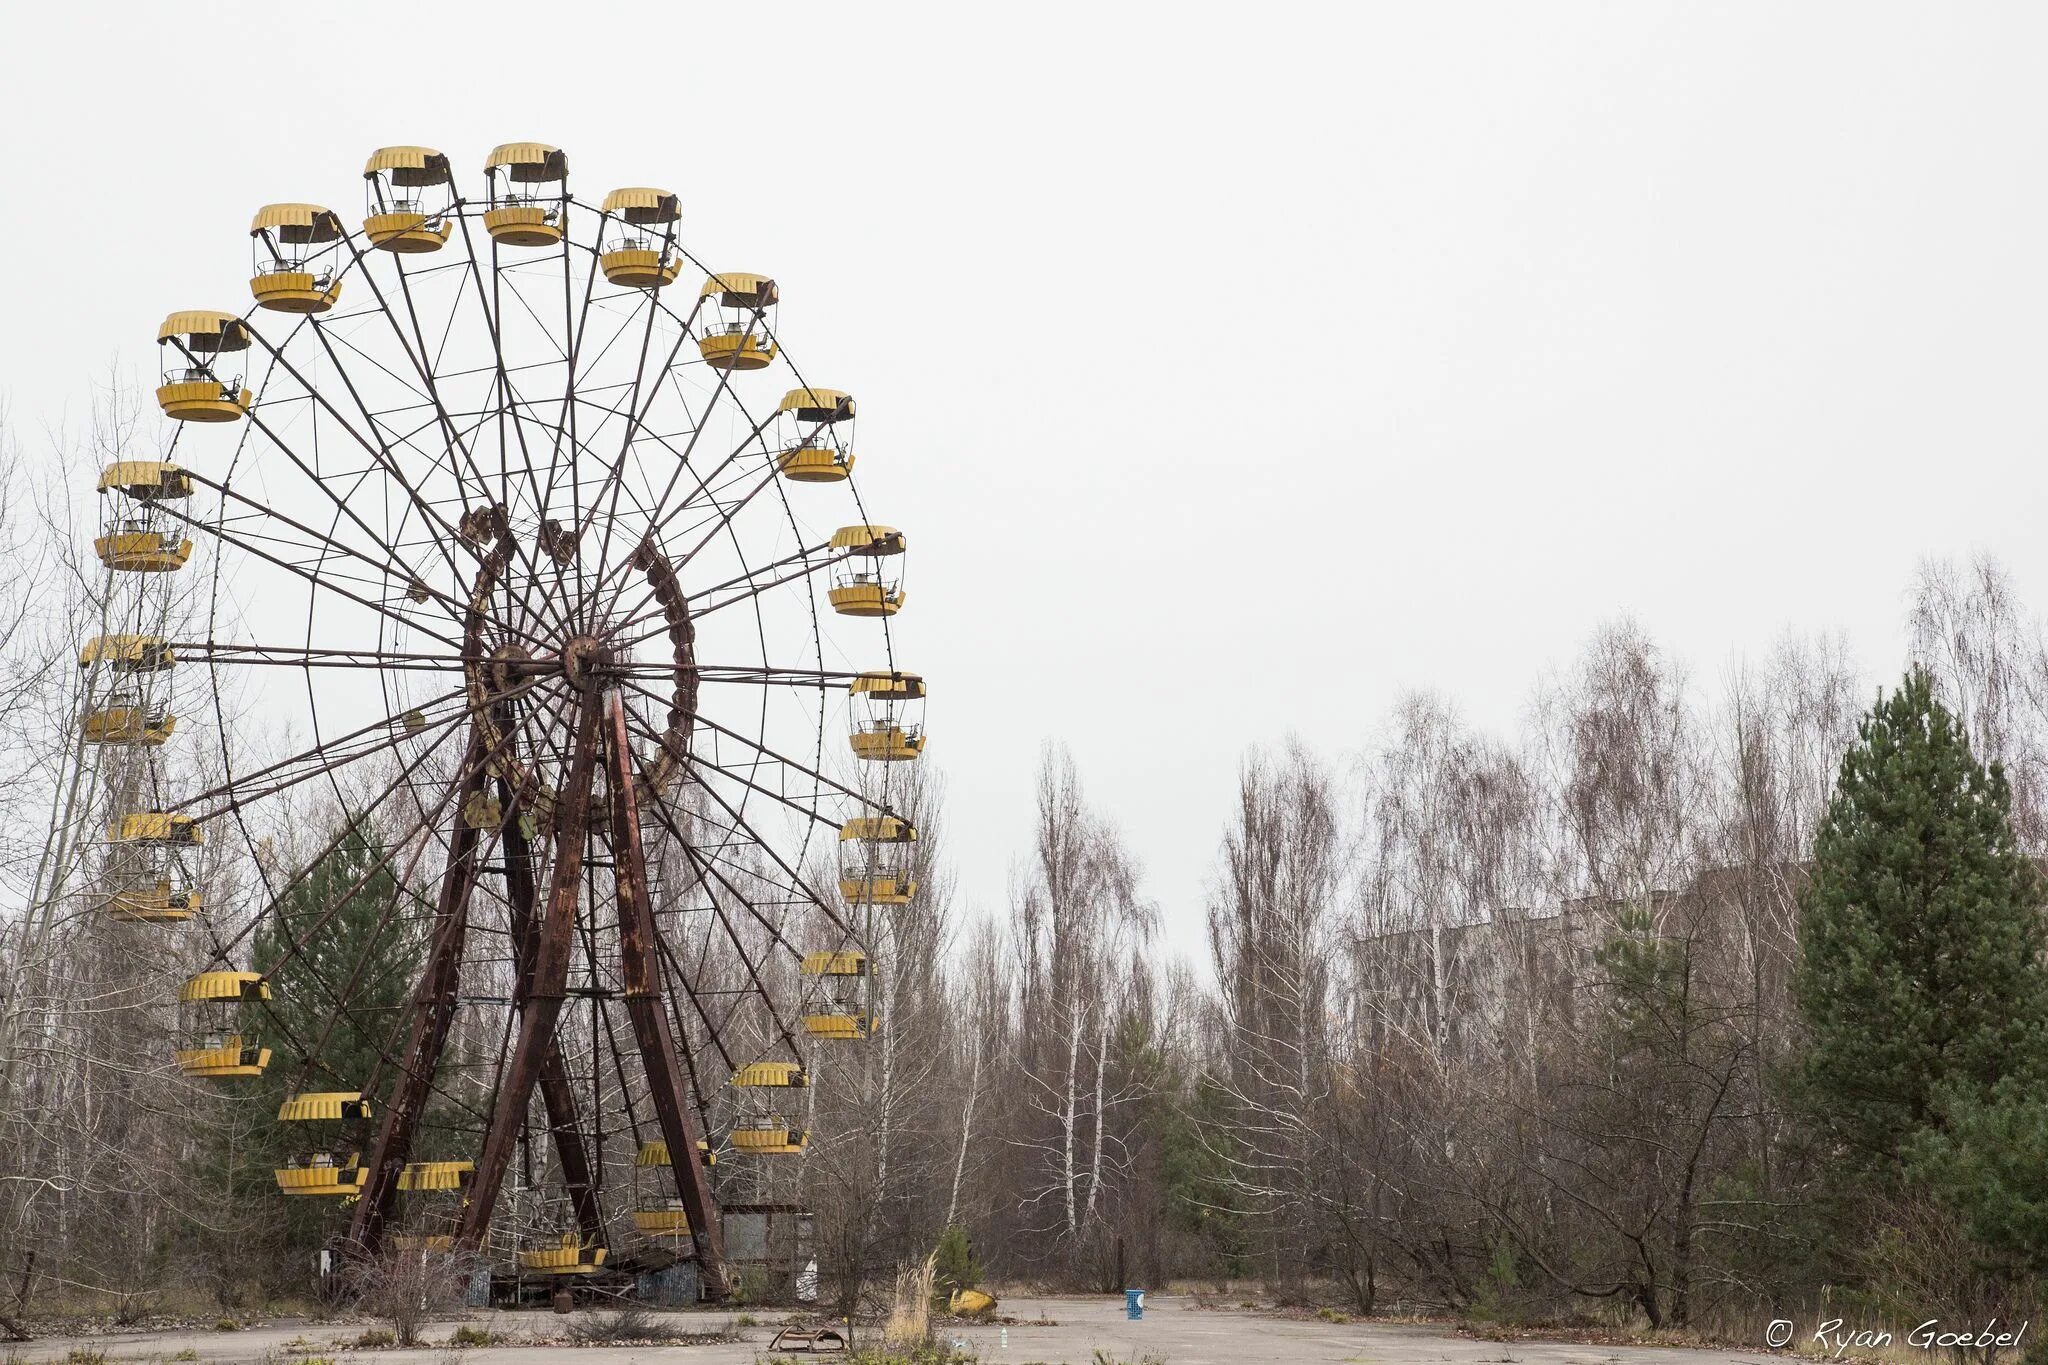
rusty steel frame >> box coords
[347,693,728,1297]
[604,688,727,1296]
[456,696,601,1250]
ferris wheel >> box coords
[77,142,930,1297]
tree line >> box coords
[4,386,2048,1340]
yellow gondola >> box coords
[249,204,345,313]
[82,699,176,746]
[697,273,780,369]
[800,951,875,1038]
[155,311,252,422]
[518,1233,607,1274]
[828,525,907,618]
[275,1152,367,1197]
[484,143,568,247]
[775,387,856,482]
[838,816,918,905]
[804,1007,879,1040]
[176,1033,272,1079]
[634,1204,692,1236]
[731,1117,807,1156]
[362,146,453,253]
[107,881,201,923]
[635,1138,715,1169]
[599,188,682,287]
[94,524,194,573]
[849,671,926,761]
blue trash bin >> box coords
[1125,1288,1145,1320]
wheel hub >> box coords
[560,633,614,691]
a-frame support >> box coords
[603,688,728,1297]
[350,718,605,1256]
[349,729,489,1252]
[457,698,602,1249]
[358,692,726,1300]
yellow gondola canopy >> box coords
[180,1036,272,1079]
[364,145,452,185]
[249,203,344,243]
[80,634,173,668]
[637,1138,715,1168]
[158,310,251,352]
[850,671,925,701]
[487,142,567,181]
[841,815,916,843]
[700,272,779,307]
[112,812,200,844]
[179,971,269,1003]
[398,1159,473,1191]
[831,524,905,555]
[779,387,855,421]
[278,1092,372,1122]
[602,187,679,223]
[99,461,192,499]
[732,1061,809,1088]
[109,882,201,922]
[801,949,868,976]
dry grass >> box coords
[883,1253,939,1350]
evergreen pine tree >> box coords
[255,817,419,1109]
[237,818,421,1265]
[1790,666,2048,1189]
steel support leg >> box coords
[348,726,489,1254]
[603,689,729,1299]
[457,697,601,1250]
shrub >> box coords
[841,1348,981,1365]
[345,1251,475,1347]
[566,1306,689,1345]
[931,1226,982,1305]
[448,1326,493,1348]
[355,1329,396,1348]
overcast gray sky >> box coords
[6,3,2046,947]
